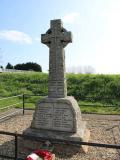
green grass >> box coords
[0,72,120,114]
[80,105,120,114]
[0,96,23,111]
[78,100,120,114]
[0,95,120,114]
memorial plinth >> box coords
[24,19,90,152]
[25,96,88,144]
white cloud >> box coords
[35,37,40,42]
[0,30,32,44]
[63,12,80,24]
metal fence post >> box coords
[23,94,25,115]
[15,133,18,160]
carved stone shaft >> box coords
[41,19,72,98]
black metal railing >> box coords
[0,131,120,160]
[0,94,120,160]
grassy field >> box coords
[0,94,120,114]
[0,72,120,114]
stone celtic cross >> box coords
[41,19,72,98]
[25,19,89,149]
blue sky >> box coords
[0,0,120,74]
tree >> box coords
[14,62,42,72]
[6,63,14,69]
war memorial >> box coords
[24,19,90,152]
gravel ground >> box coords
[0,110,120,160]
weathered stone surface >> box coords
[31,96,82,133]
[24,19,90,151]
[41,19,72,98]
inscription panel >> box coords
[35,103,53,129]
[34,102,74,132]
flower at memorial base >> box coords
[26,153,41,160]
[34,150,52,160]
[25,150,53,160]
